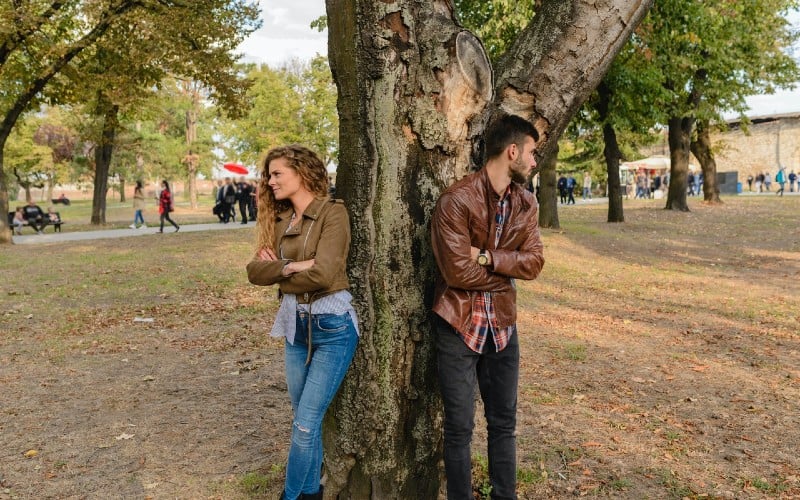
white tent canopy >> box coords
[620,155,698,171]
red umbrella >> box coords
[223,162,249,175]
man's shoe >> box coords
[175,226,180,233]
[139,223,147,229]
[129,224,137,229]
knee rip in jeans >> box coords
[292,421,316,448]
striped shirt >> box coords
[271,290,359,344]
[458,184,515,353]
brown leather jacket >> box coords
[246,197,350,303]
[431,168,545,332]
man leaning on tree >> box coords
[431,114,545,500]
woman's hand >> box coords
[281,259,315,276]
[257,248,277,261]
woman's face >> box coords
[267,157,305,201]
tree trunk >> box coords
[185,102,199,209]
[665,115,693,211]
[604,121,624,222]
[46,174,55,203]
[690,120,722,204]
[596,81,624,222]
[325,0,653,496]
[537,146,560,228]
[91,98,119,225]
[119,177,126,203]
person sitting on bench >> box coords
[23,200,46,234]
[46,206,62,232]
[12,207,25,235]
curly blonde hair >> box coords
[255,144,330,251]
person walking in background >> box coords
[157,180,180,233]
[236,176,252,224]
[567,174,577,204]
[747,174,754,192]
[687,172,696,196]
[431,115,545,500]
[246,145,359,500]
[557,174,567,204]
[755,172,764,193]
[130,180,146,229]
[764,172,772,192]
[582,172,592,200]
[789,170,797,192]
[775,167,786,196]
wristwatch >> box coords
[477,250,489,266]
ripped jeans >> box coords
[283,311,358,499]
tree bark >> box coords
[665,115,693,211]
[185,104,199,209]
[325,0,653,496]
[690,120,722,204]
[91,98,119,225]
[595,81,624,222]
[537,146,560,228]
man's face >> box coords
[510,136,537,184]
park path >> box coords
[11,221,253,245]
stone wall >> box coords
[711,113,800,180]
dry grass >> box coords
[1,195,799,499]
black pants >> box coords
[238,199,249,223]
[435,315,519,500]
[160,212,179,231]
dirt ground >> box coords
[1,195,799,499]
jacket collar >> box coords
[477,168,531,211]
[276,196,330,222]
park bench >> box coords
[7,210,64,234]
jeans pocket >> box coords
[315,313,348,333]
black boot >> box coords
[299,485,323,500]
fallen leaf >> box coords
[24,449,38,458]
[115,433,135,440]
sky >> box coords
[235,1,800,118]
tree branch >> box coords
[0,1,68,66]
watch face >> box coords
[478,254,488,265]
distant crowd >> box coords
[213,176,258,224]
[746,169,796,196]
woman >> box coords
[131,180,146,229]
[246,145,358,500]
[157,180,180,233]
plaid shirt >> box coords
[458,185,515,353]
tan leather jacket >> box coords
[246,197,350,303]
[431,168,545,332]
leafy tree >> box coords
[641,0,799,210]
[0,0,260,238]
[324,0,653,495]
[220,57,338,168]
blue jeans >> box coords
[283,311,358,499]
[134,210,144,225]
[436,315,520,500]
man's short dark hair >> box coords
[484,114,540,160]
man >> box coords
[582,172,592,200]
[235,176,252,224]
[220,177,236,223]
[789,170,797,192]
[557,174,567,204]
[431,114,545,500]
[214,179,225,221]
[23,200,46,234]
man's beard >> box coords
[510,157,528,184]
